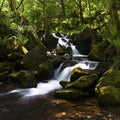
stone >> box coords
[66,74,99,90]
[96,69,120,89]
[59,80,69,88]
[0,71,9,82]
[34,61,53,81]
[88,40,109,61]
[9,70,36,88]
[70,67,90,82]
[54,89,82,99]
[71,28,92,55]
[22,44,47,70]
[97,86,120,105]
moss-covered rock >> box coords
[9,70,36,88]
[111,56,120,70]
[7,52,23,61]
[88,40,109,61]
[96,69,120,89]
[34,61,53,81]
[0,71,9,82]
[59,80,69,88]
[66,74,99,90]
[71,28,92,55]
[54,89,82,99]
[51,56,63,68]
[97,86,120,105]
[0,62,17,72]
[22,44,47,70]
[70,67,90,82]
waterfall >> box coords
[5,33,99,98]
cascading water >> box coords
[4,33,99,98]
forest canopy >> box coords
[0,0,120,53]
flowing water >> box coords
[0,33,101,120]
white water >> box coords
[4,33,99,98]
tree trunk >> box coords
[8,0,16,12]
[60,0,66,17]
[111,0,120,33]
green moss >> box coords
[54,89,82,99]
[66,74,99,90]
[88,40,109,61]
[34,61,53,80]
[96,69,120,89]
[70,67,90,82]
[9,70,36,88]
[98,86,120,105]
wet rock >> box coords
[88,40,110,61]
[34,61,53,81]
[0,62,17,72]
[70,67,90,82]
[51,56,63,68]
[9,70,36,88]
[7,52,23,61]
[54,89,82,99]
[66,74,99,90]
[71,28,92,55]
[22,44,47,70]
[0,71,9,82]
[97,86,120,105]
[96,69,120,89]
[59,80,69,88]
[42,34,58,50]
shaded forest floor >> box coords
[0,86,120,120]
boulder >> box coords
[66,74,99,90]
[42,34,58,50]
[54,89,82,99]
[7,52,23,61]
[96,69,120,89]
[34,61,53,81]
[0,62,17,72]
[88,40,110,61]
[0,71,9,82]
[59,80,69,88]
[70,67,90,82]
[51,56,63,68]
[9,70,36,88]
[22,44,47,70]
[71,28,92,55]
[97,86,120,105]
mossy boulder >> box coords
[70,67,90,82]
[111,56,120,70]
[9,70,36,88]
[42,34,58,50]
[7,52,23,61]
[71,28,92,55]
[0,62,17,72]
[97,86,120,105]
[51,56,63,68]
[34,61,53,81]
[0,71,9,82]
[88,40,109,61]
[22,44,47,70]
[59,80,69,88]
[94,61,113,75]
[96,69,120,89]
[66,74,99,90]
[54,89,82,99]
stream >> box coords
[0,34,120,120]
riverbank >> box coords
[0,91,120,120]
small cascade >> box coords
[4,33,99,98]
[70,43,80,56]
